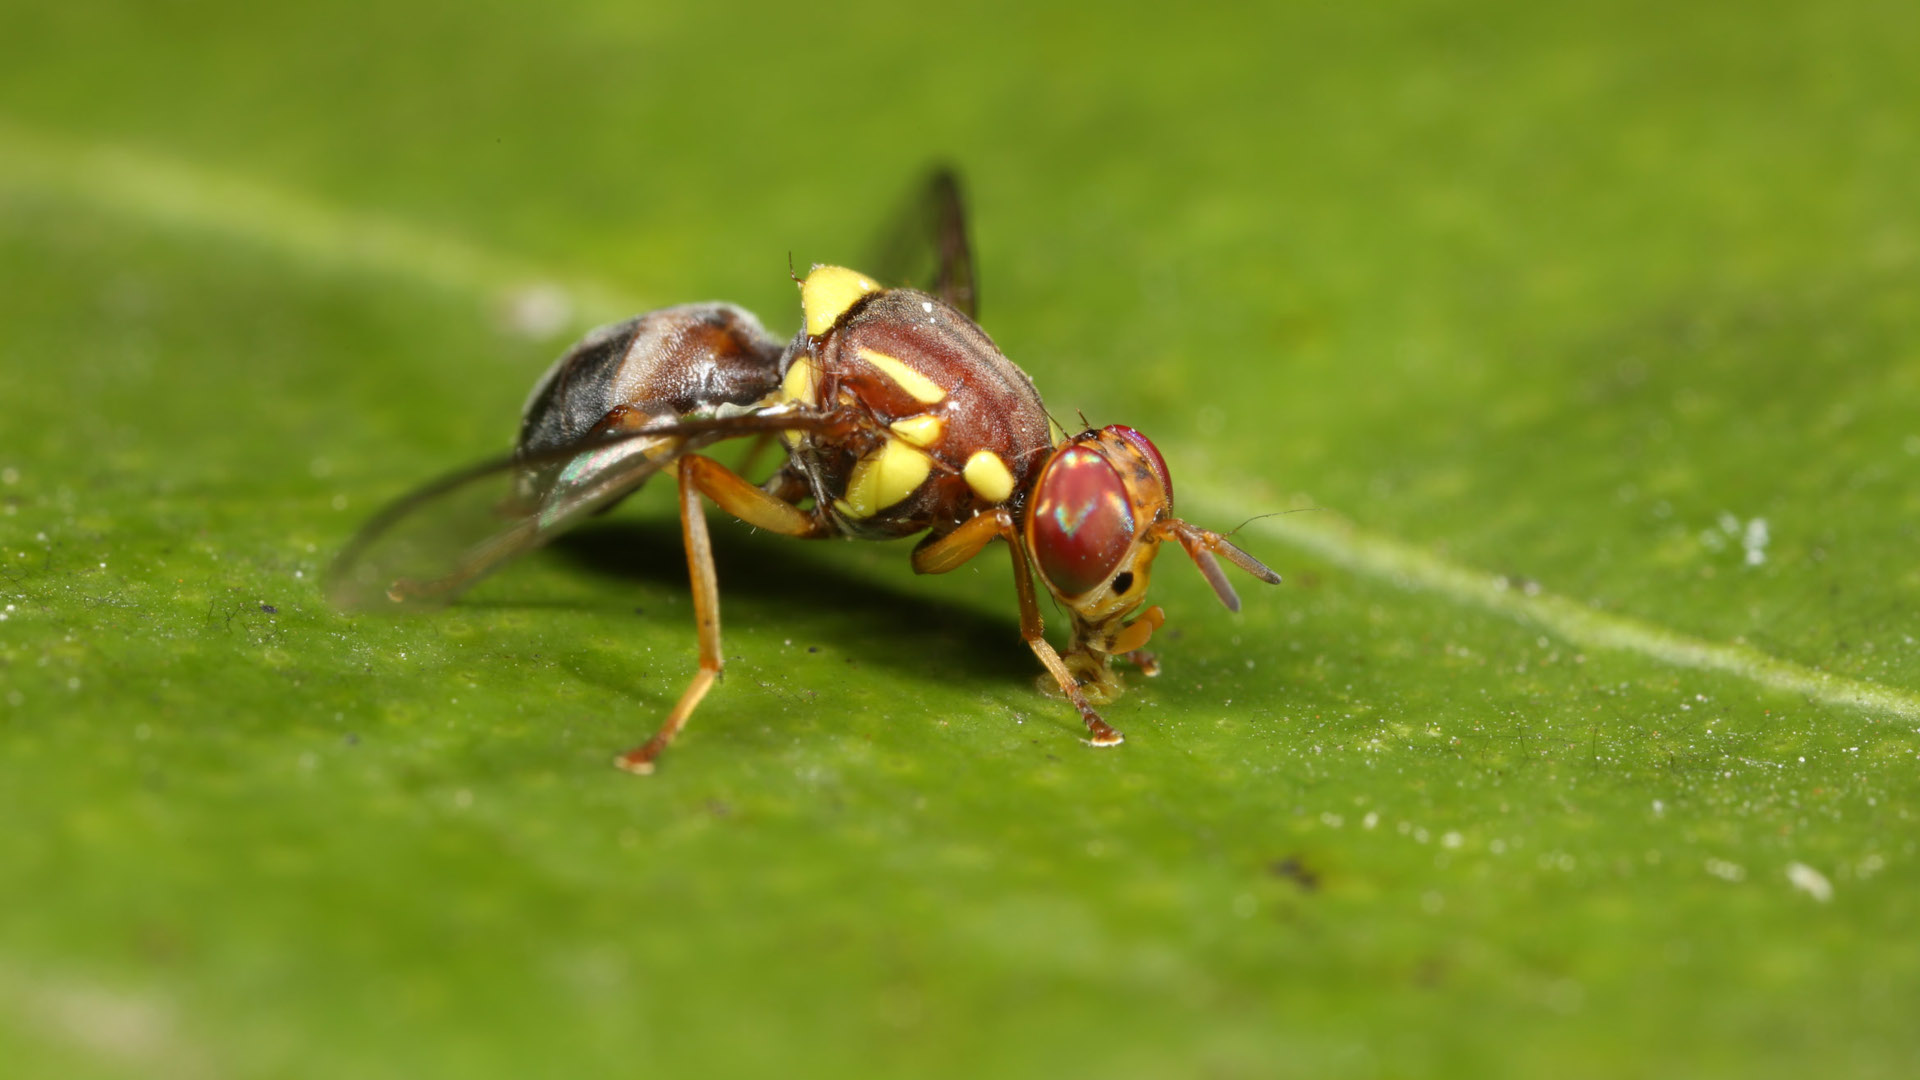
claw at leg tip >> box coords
[614,753,656,776]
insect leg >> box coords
[909,510,1005,574]
[680,456,827,538]
[1107,604,1165,655]
[615,455,825,774]
[914,511,1123,747]
[615,457,722,774]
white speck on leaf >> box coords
[1786,862,1833,902]
[1705,857,1745,882]
[502,283,573,339]
[1742,518,1769,566]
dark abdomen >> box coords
[518,302,786,456]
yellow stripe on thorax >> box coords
[856,347,947,404]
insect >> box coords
[328,173,1281,773]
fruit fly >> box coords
[328,173,1281,773]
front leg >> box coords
[913,513,1124,747]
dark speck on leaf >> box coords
[808,645,820,653]
[1270,855,1321,892]
[344,733,360,746]
[633,607,645,616]
[260,603,277,614]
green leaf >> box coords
[3,2,1916,1077]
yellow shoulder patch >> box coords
[779,353,820,405]
[801,265,881,337]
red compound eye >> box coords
[1109,425,1173,508]
[1030,446,1136,597]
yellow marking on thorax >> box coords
[856,347,947,404]
[888,414,946,448]
[962,450,1017,503]
[801,265,881,337]
[779,353,820,405]
[835,438,933,520]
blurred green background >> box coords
[3,1,1917,1076]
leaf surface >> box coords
[2,2,1916,1077]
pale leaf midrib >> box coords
[8,120,1911,721]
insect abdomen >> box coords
[518,302,786,456]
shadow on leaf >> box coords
[548,519,1039,688]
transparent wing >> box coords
[325,409,833,612]
[869,166,977,319]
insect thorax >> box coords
[777,289,1057,539]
